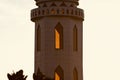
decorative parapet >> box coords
[31,7,84,21]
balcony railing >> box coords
[31,7,84,21]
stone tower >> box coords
[31,0,84,80]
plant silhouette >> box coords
[33,68,54,80]
[7,70,27,80]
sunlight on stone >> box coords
[55,72,60,80]
[55,29,60,49]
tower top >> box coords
[34,0,79,6]
[31,0,84,22]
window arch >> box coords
[73,25,78,51]
[55,65,64,80]
[54,23,63,49]
[73,68,78,80]
[37,25,41,51]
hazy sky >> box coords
[0,0,120,80]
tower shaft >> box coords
[31,0,84,80]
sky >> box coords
[0,0,120,80]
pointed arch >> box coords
[37,25,41,51]
[73,25,78,51]
[55,65,64,80]
[54,23,63,49]
[73,68,78,80]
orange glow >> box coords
[51,9,56,14]
[73,68,78,80]
[55,72,60,80]
[55,29,60,49]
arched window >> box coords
[73,25,78,51]
[55,65,64,80]
[73,68,78,80]
[55,23,63,49]
[37,25,41,51]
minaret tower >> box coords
[31,0,84,80]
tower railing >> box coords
[31,7,84,21]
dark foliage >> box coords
[7,70,27,80]
[33,68,54,80]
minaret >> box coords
[31,0,84,80]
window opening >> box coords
[55,66,64,80]
[55,23,63,49]
[37,25,41,51]
[73,26,78,51]
[73,68,78,80]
